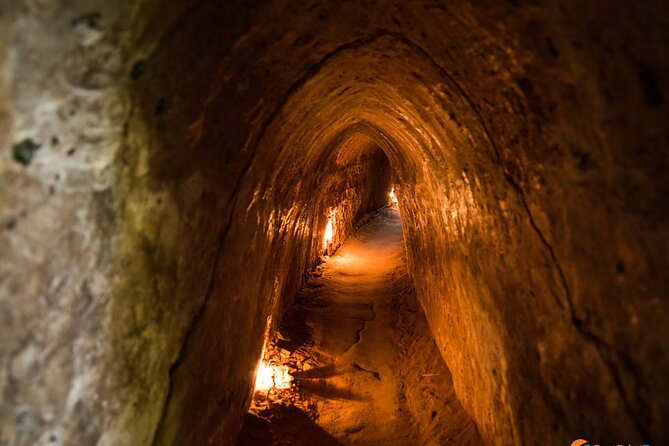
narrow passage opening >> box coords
[236,205,483,445]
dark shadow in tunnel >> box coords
[274,297,314,353]
[236,406,343,446]
[297,380,367,402]
[291,364,339,379]
[293,361,381,379]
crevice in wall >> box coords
[149,229,226,446]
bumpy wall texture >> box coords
[1,1,667,445]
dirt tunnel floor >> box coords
[236,207,483,445]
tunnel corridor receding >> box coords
[1,1,668,446]
[237,206,483,446]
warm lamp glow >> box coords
[255,363,274,391]
[389,187,398,205]
[323,217,334,249]
[254,362,292,392]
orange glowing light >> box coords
[389,187,398,205]
[254,362,292,392]
[323,217,334,249]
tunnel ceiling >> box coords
[1,1,668,445]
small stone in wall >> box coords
[11,138,40,165]
[131,59,147,80]
[155,97,168,116]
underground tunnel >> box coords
[1,1,668,445]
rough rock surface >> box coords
[1,1,667,445]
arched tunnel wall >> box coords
[1,1,668,445]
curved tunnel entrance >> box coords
[235,138,482,445]
[133,21,667,441]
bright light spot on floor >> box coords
[255,363,274,391]
[389,186,398,205]
[255,362,293,391]
[323,217,334,249]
